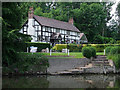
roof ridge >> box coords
[33,15,80,32]
[34,15,74,26]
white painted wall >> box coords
[19,28,23,33]
[19,18,81,43]
[28,19,35,36]
[27,19,35,42]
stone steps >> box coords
[93,59,108,61]
[92,61,109,66]
[50,55,116,75]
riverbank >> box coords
[2,55,120,76]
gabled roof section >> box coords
[33,15,80,32]
[80,33,88,42]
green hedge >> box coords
[55,44,67,51]
[52,44,120,52]
[82,46,96,59]
[83,44,120,52]
[105,46,112,55]
[82,47,92,59]
[105,46,120,69]
[24,42,50,52]
[110,46,120,55]
[53,44,82,52]
[89,47,96,57]
[112,54,120,69]
[68,44,82,52]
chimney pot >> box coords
[68,17,74,25]
[28,7,34,19]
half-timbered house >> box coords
[20,7,88,45]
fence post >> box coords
[104,49,105,55]
[50,49,52,56]
[68,49,69,56]
[27,47,29,53]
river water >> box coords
[2,74,120,88]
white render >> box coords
[20,17,88,44]
[28,19,35,36]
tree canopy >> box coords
[33,2,115,43]
[2,2,31,67]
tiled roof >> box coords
[80,33,84,39]
[80,33,88,41]
[33,15,80,32]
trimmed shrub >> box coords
[82,47,92,59]
[25,42,50,52]
[52,45,57,51]
[92,44,105,52]
[68,44,82,52]
[89,44,120,52]
[117,40,120,44]
[55,44,67,51]
[89,47,96,57]
[52,44,120,52]
[112,54,120,69]
[105,46,112,55]
[110,46,120,55]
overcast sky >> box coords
[107,0,120,25]
[111,0,119,17]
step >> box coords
[57,71,73,75]
[93,59,108,61]
[92,63,110,66]
[68,69,83,73]
[92,61,109,64]
[85,63,93,68]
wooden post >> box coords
[68,49,69,56]
[50,49,52,56]
[104,49,105,55]
[27,47,29,53]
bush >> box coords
[117,40,120,44]
[52,44,120,52]
[82,47,92,59]
[93,35,116,44]
[25,42,50,52]
[110,46,120,55]
[89,44,120,52]
[112,54,120,69]
[55,44,67,51]
[105,46,112,55]
[89,47,96,57]
[68,44,82,52]
[3,53,49,74]
[53,44,83,52]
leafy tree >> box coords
[72,3,108,42]
[9,2,115,44]
[2,2,31,67]
[116,2,120,40]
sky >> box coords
[108,0,120,25]
[111,0,120,18]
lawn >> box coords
[40,52,104,58]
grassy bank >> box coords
[3,53,49,75]
[40,52,104,58]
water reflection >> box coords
[2,75,120,88]
[3,76,49,88]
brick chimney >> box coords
[68,17,74,25]
[28,7,34,19]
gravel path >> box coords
[47,58,89,73]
